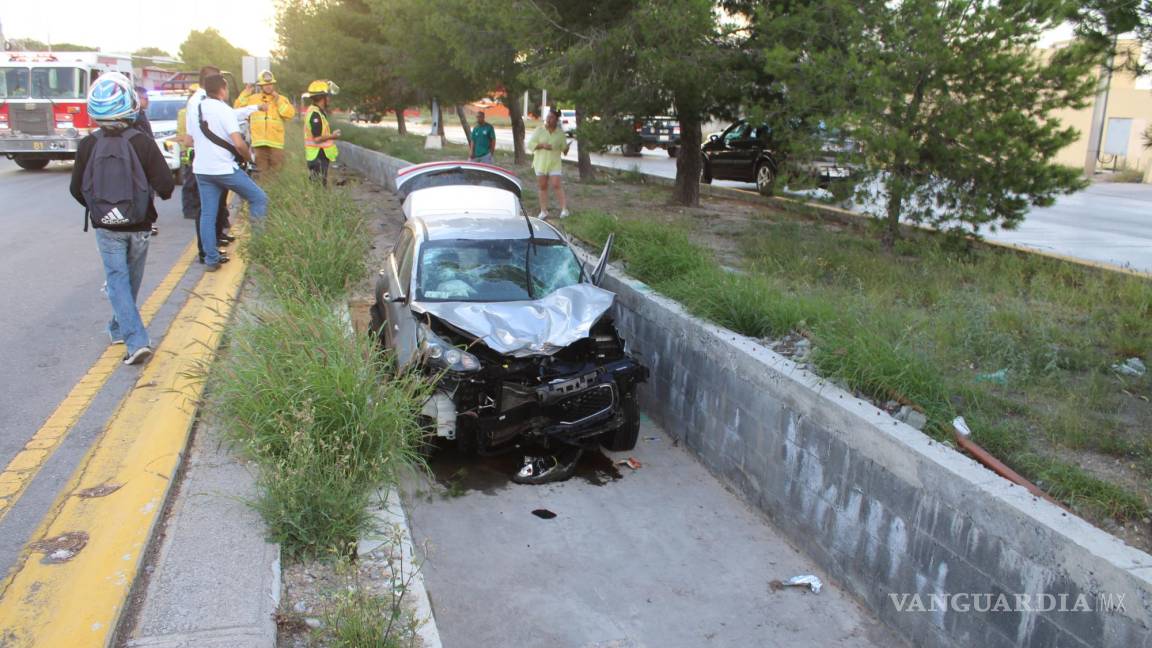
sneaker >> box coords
[559,209,571,219]
[219,234,236,244]
[537,211,548,220]
[198,253,230,264]
[123,347,153,366]
[107,330,124,345]
[511,449,582,485]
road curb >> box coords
[0,234,247,646]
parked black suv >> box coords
[701,120,859,196]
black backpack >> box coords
[81,128,150,231]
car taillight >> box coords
[0,105,8,129]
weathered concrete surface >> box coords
[340,142,411,192]
[342,142,1152,648]
[598,266,1152,648]
[123,421,280,648]
[402,417,901,648]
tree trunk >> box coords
[883,172,906,251]
[435,102,446,145]
[455,104,472,145]
[508,90,527,165]
[673,113,702,207]
[394,106,407,136]
[575,104,594,181]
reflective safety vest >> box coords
[304,106,339,161]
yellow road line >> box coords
[0,242,199,523]
[0,238,246,647]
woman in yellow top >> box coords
[527,110,571,219]
[233,70,296,174]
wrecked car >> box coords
[370,161,648,483]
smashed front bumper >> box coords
[433,358,647,449]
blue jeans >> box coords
[471,152,494,164]
[195,169,268,265]
[95,229,151,354]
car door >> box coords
[384,227,419,365]
[710,121,750,180]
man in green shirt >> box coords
[469,111,497,163]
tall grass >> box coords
[245,162,369,301]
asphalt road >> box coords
[397,122,1152,273]
[0,157,200,575]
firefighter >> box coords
[234,69,295,175]
[303,79,341,186]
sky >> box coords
[1,0,279,58]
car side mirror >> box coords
[589,233,615,286]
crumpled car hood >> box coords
[413,284,616,357]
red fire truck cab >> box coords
[0,51,133,170]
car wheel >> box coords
[755,162,776,196]
[623,141,642,157]
[666,146,679,158]
[700,159,713,184]
[368,301,388,341]
[14,157,49,171]
[601,388,640,452]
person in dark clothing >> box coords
[133,87,154,137]
[70,73,175,366]
[133,86,160,236]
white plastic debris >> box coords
[770,574,823,594]
[1111,357,1147,377]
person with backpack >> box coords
[191,73,268,270]
[69,73,175,366]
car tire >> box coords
[755,162,776,196]
[14,157,49,171]
[601,388,640,452]
[666,146,679,158]
[700,159,713,184]
[368,301,388,341]
[623,141,642,157]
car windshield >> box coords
[0,67,30,99]
[31,67,86,99]
[417,239,584,302]
[147,100,183,121]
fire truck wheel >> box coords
[14,157,50,171]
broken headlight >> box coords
[418,323,481,373]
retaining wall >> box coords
[340,142,1152,648]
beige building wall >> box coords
[1046,40,1152,179]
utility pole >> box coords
[426,97,442,149]
[1083,36,1118,178]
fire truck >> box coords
[0,51,133,170]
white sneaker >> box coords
[123,346,153,366]
[537,211,548,220]
[559,209,571,219]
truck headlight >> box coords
[418,324,481,373]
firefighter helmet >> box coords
[306,79,340,97]
[87,72,140,126]
[258,70,276,85]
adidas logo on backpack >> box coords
[100,207,131,226]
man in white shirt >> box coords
[192,74,268,270]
